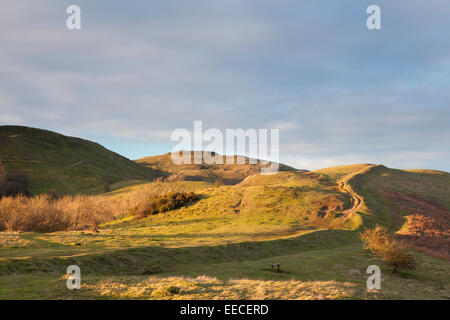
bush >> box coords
[360,225,390,252]
[103,179,112,193]
[0,171,30,198]
[381,242,416,272]
[133,192,200,217]
[360,225,416,273]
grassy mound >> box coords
[136,152,297,185]
[0,126,157,194]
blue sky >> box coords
[0,1,449,170]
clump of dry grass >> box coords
[84,275,357,300]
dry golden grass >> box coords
[84,275,358,300]
[0,194,115,232]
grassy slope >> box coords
[0,126,157,194]
[364,167,450,210]
[0,165,449,299]
[136,152,297,184]
[341,165,450,231]
[0,172,356,255]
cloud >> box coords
[0,0,449,171]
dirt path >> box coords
[339,180,363,215]
[337,167,373,215]
[71,160,85,167]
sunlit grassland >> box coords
[314,164,373,182]
[1,243,448,300]
[1,166,449,300]
[0,172,356,256]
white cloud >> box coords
[0,0,449,171]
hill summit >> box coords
[136,152,297,185]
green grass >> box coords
[362,166,450,210]
[1,242,448,300]
[0,174,355,256]
[0,126,157,194]
[314,164,374,182]
[341,165,450,231]
[0,163,449,299]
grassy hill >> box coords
[0,126,158,194]
[0,126,298,194]
[328,165,450,260]
[136,152,297,184]
[0,156,448,299]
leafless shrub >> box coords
[0,194,113,232]
[0,181,190,233]
[361,225,416,273]
[0,196,26,232]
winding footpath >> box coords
[337,166,375,215]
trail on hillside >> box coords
[71,160,85,167]
[339,180,362,215]
[337,166,375,215]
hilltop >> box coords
[0,126,158,194]
[136,152,297,184]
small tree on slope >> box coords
[360,225,416,273]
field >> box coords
[1,163,449,300]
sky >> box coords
[0,0,449,171]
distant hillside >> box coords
[0,126,157,194]
[136,152,298,185]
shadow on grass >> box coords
[0,229,359,276]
